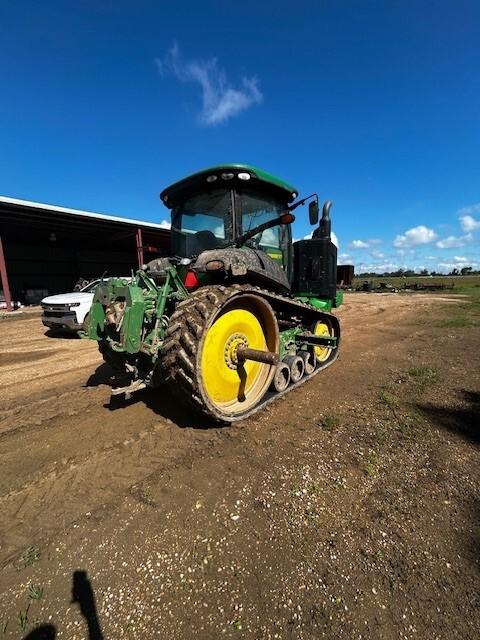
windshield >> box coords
[238,190,286,264]
[171,189,232,257]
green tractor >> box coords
[86,164,341,422]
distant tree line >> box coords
[356,266,479,277]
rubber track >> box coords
[160,284,340,423]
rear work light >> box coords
[183,270,200,290]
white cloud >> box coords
[458,203,480,216]
[436,233,472,249]
[348,238,381,249]
[156,42,262,125]
[349,239,369,249]
[159,219,171,229]
[371,249,385,259]
[393,225,437,248]
[356,261,402,273]
[338,252,352,262]
[437,259,479,272]
[453,255,468,263]
[459,214,480,232]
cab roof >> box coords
[160,164,298,208]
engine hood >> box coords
[193,247,290,292]
[41,292,94,305]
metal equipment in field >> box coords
[85,164,342,422]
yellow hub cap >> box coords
[313,321,333,363]
[201,308,270,412]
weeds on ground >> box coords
[138,488,157,508]
[318,413,340,431]
[364,450,379,477]
[303,507,318,521]
[15,606,30,632]
[439,316,478,328]
[379,390,398,407]
[27,584,43,601]
[14,546,40,570]
[408,365,439,392]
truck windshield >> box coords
[171,189,232,257]
[81,280,101,293]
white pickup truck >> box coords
[41,279,104,333]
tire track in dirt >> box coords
[0,294,462,568]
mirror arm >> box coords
[288,193,318,212]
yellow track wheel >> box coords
[313,319,334,363]
[200,296,278,417]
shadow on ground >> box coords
[44,329,80,340]
[22,570,104,640]
[86,362,221,429]
[22,626,56,640]
[418,390,480,444]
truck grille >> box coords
[43,310,76,319]
[42,303,69,312]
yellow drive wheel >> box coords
[199,296,278,417]
[313,319,334,363]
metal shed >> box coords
[0,196,170,311]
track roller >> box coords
[270,362,291,392]
[283,355,304,383]
[299,350,316,375]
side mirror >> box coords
[309,201,319,226]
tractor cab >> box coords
[158,163,338,303]
[161,164,297,274]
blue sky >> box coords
[1,0,479,273]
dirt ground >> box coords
[0,292,479,640]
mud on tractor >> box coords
[85,165,342,422]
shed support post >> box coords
[136,228,144,269]
[0,235,13,312]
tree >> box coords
[461,266,472,276]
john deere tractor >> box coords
[86,164,342,422]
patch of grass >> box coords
[379,390,398,407]
[14,546,40,571]
[15,606,30,632]
[138,488,157,508]
[307,480,323,495]
[27,584,43,601]
[303,507,318,521]
[373,429,387,446]
[364,451,379,477]
[232,619,242,630]
[408,365,439,392]
[439,316,478,328]
[318,413,340,431]
[289,486,304,498]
